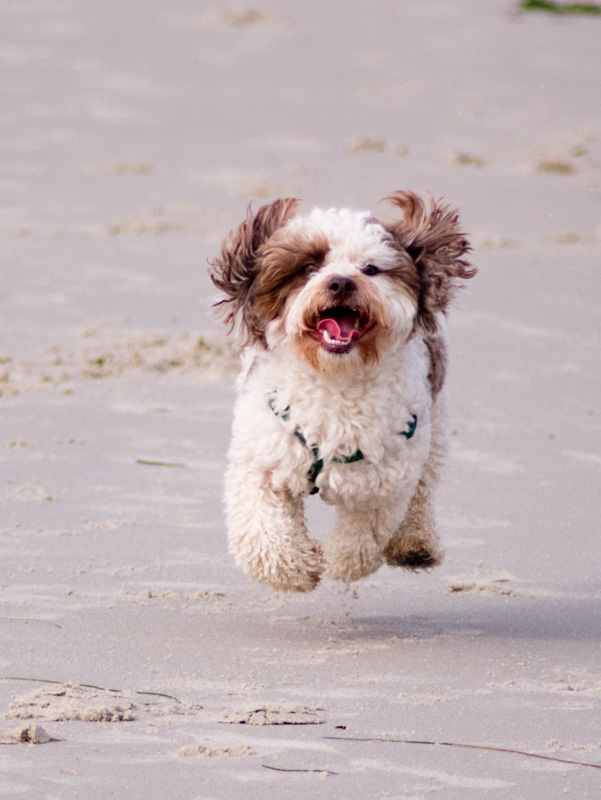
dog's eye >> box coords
[362,264,381,277]
[305,263,318,274]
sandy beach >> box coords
[1,0,601,797]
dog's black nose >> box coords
[327,275,357,297]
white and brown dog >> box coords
[210,191,474,592]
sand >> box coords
[1,0,600,797]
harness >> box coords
[267,392,417,495]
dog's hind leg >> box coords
[384,474,444,570]
[384,392,447,571]
[225,463,324,592]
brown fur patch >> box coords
[382,191,475,333]
[383,254,421,305]
[424,330,447,395]
[295,336,322,370]
[250,231,330,326]
[208,198,301,345]
[357,325,387,365]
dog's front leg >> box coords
[324,504,400,583]
[225,462,324,592]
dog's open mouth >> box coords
[310,307,374,354]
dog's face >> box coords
[253,209,419,371]
[210,192,474,373]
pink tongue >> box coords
[318,318,342,339]
[318,317,359,342]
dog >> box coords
[209,191,475,592]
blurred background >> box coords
[3,0,600,332]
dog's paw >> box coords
[240,539,325,593]
[323,540,385,584]
[384,532,443,571]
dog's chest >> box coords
[238,342,432,500]
[269,376,429,502]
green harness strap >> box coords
[267,392,417,495]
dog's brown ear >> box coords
[209,198,301,344]
[384,191,475,333]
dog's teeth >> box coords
[354,318,360,330]
[323,330,332,343]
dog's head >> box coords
[209,191,474,372]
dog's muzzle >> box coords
[310,305,375,354]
